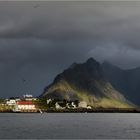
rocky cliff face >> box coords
[41,58,134,108]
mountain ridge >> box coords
[41,58,134,108]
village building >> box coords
[55,102,64,109]
[87,105,92,109]
[47,99,52,104]
[66,103,70,109]
[23,94,33,98]
[71,102,76,108]
[78,101,88,108]
[22,94,37,101]
[13,101,37,112]
[6,99,16,106]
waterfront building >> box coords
[71,102,76,108]
[55,102,63,109]
[78,101,88,108]
[87,106,92,109]
[6,99,16,106]
[13,101,37,112]
[47,99,52,104]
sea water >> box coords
[0,113,140,139]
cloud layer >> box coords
[1,1,140,97]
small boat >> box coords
[39,109,43,114]
[12,108,21,113]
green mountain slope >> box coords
[41,58,134,108]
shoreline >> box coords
[1,108,140,113]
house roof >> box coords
[17,101,34,105]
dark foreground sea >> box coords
[0,113,140,139]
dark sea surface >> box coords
[0,113,140,139]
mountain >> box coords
[41,58,133,108]
[102,61,140,105]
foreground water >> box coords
[0,113,140,139]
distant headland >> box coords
[1,58,140,113]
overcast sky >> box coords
[1,1,140,98]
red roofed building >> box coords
[13,101,37,112]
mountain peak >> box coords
[69,62,77,69]
[86,57,100,68]
[86,57,97,63]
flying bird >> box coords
[22,78,26,83]
[33,4,40,8]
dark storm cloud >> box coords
[1,1,140,97]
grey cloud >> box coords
[0,1,140,97]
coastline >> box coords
[1,108,140,113]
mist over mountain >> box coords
[102,61,140,105]
[41,58,134,108]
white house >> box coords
[55,102,63,109]
[23,94,33,98]
[6,99,16,106]
[47,99,52,104]
[78,101,87,108]
[22,94,35,101]
[87,106,92,109]
[71,102,76,108]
